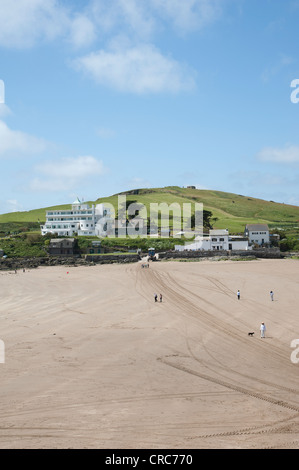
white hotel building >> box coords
[40,198,112,237]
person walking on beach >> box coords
[270,290,274,301]
[237,290,240,300]
[260,322,266,338]
[160,294,162,303]
[154,293,158,302]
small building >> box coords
[48,238,76,256]
[209,229,230,250]
[228,236,251,250]
[88,241,103,254]
[270,233,280,244]
[244,224,270,246]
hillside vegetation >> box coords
[1,186,299,236]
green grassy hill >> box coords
[99,186,299,234]
[1,186,299,235]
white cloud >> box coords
[90,0,222,37]
[0,104,12,119]
[0,0,96,49]
[30,155,106,191]
[111,0,155,38]
[0,120,47,157]
[71,0,224,94]
[0,0,225,49]
[256,145,299,163]
[68,14,97,48]
[36,155,104,178]
[0,0,68,48]
[150,0,222,32]
[73,43,196,93]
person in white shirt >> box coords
[270,290,274,301]
[260,322,266,338]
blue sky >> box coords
[1,0,299,214]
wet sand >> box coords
[0,258,299,449]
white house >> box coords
[40,198,112,237]
[175,229,251,252]
[244,224,270,246]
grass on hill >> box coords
[96,186,299,234]
[1,186,299,236]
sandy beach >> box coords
[0,257,299,449]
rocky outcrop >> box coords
[0,253,141,270]
[158,248,283,260]
[0,248,284,270]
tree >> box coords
[188,209,214,230]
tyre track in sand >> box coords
[132,264,299,411]
[123,263,299,446]
[158,357,299,446]
[152,267,292,364]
